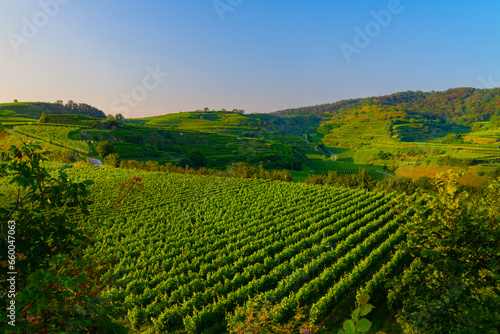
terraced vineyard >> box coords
[61,167,411,332]
[13,124,91,154]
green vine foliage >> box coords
[226,294,387,334]
[0,142,129,333]
[388,171,500,333]
[226,296,324,334]
[0,142,93,285]
[337,294,385,334]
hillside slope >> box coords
[273,87,500,126]
[0,101,106,119]
[132,110,321,137]
[272,88,500,174]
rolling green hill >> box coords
[0,101,106,120]
[2,88,499,181]
[0,102,69,119]
[132,110,321,138]
[1,107,311,171]
[273,87,500,126]
[271,88,500,177]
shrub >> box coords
[48,148,76,164]
[97,140,114,158]
[413,176,435,191]
[338,294,386,334]
[226,296,323,334]
[0,142,128,332]
[104,153,121,167]
[437,155,476,168]
[388,171,500,333]
[305,174,325,185]
[38,112,47,123]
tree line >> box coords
[304,167,500,198]
[55,100,107,119]
[273,87,500,126]
[118,160,292,182]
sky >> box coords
[1,0,499,118]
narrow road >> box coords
[327,150,336,161]
[299,135,310,144]
[88,158,103,167]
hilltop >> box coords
[132,109,321,137]
[272,87,500,144]
[273,87,500,125]
[0,101,106,120]
[266,88,500,185]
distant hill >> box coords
[272,87,500,126]
[131,110,321,137]
[0,101,106,119]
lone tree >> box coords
[96,140,114,158]
[104,153,120,167]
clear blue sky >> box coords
[1,0,499,118]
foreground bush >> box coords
[388,171,500,333]
[0,142,140,333]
